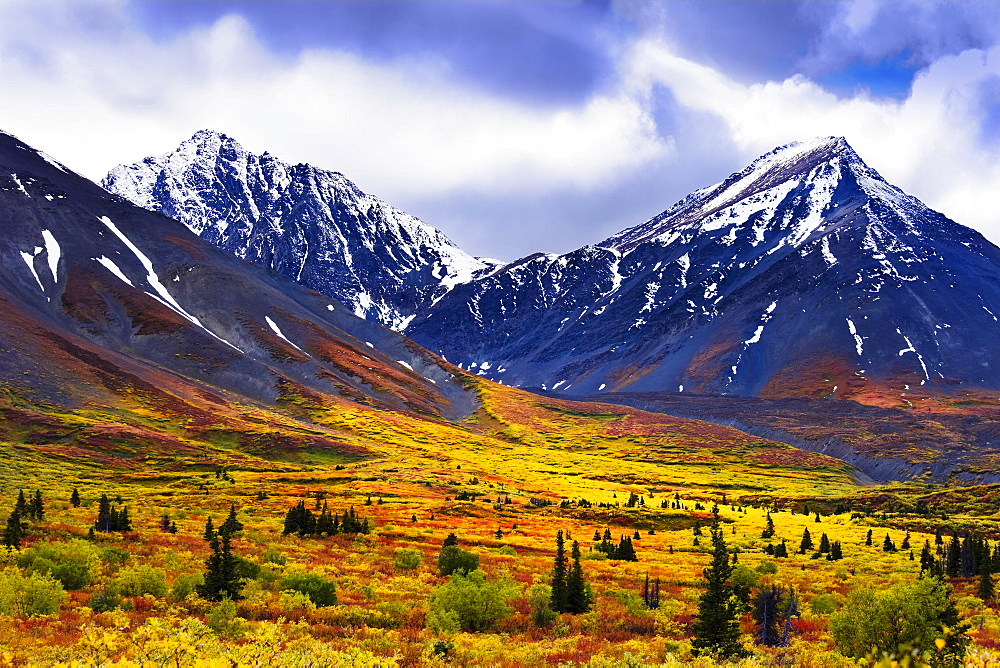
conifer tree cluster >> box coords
[550,530,591,614]
[282,501,369,537]
[160,514,178,533]
[94,494,132,533]
[594,533,638,561]
[1,491,39,549]
[921,530,998,589]
[763,540,789,558]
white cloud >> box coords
[0,0,669,201]
[624,37,1000,243]
[1,0,999,257]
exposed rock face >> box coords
[103,130,496,331]
[406,137,1000,400]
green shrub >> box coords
[809,593,839,615]
[89,585,121,612]
[207,598,248,638]
[830,576,968,664]
[169,573,204,602]
[755,560,778,574]
[279,572,338,607]
[99,547,131,567]
[262,547,286,566]
[231,555,261,581]
[18,540,98,590]
[0,568,67,616]
[426,570,517,633]
[528,583,557,627]
[393,548,422,571]
[114,564,168,598]
[437,545,479,576]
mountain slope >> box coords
[406,137,1000,405]
[0,129,474,429]
[102,130,497,330]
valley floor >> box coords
[2,381,1000,666]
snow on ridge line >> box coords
[265,316,304,353]
[96,216,244,353]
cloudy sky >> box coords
[1,0,998,260]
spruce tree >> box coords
[865,529,873,546]
[30,490,43,521]
[753,585,783,646]
[2,508,23,549]
[692,523,744,658]
[197,532,244,601]
[566,540,591,614]
[799,528,813,554]
[774,540,789,558]
[70,488,81,508]
[551,530,569,613]
[761,513,775,539]
[780,587,799,647]
[947,533,962,577]
[819,533,831,553]
[14,490,27,518]
[883,533,897,553]
[218,503,243,538]
[979,570,994,602]
[204,517,216,541]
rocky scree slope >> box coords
[0,130,473,421]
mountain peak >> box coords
[602,136,903,251]
[103,131,492,330]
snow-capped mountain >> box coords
[0,129,473,419]
[406,137,1000,402]
[102,130,497,330]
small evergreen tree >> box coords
[2,508,24,549]
[947,533,962,577]
[565,540,592,614]
[819,533,831,553]
[204,517,216,541]
[761,513,775,539]
[30,490,43,521]
[551,530,569,613]
[218,503,243,538]
[774,540,789,558]
[692,523,745,658]
[883,533,897,553]
[70,488,81,508]
[865,529,873,546]
[753,585,783,646]
[979,570,994,602]
[799,528,813,554]
[197,532,244,602]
